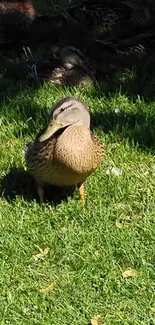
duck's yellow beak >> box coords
[39,120,67,142]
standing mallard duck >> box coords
[25,97,105,203]
[25,46,95,86]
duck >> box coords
[25,97,105,204]
[25,46,95,86]
[0,0,36,45]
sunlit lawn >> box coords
[0,1,155,325]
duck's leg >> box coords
[77,182,85,204]
[37,185,44,203]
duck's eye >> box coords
[60,108,65,113]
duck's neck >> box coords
[73,120,90,129]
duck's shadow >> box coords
[0,167,75,205]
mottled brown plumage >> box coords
[25,97,105,203]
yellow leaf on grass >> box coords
[40,281,56,294]
[7,139,20,147]
[149,307,155,312]
[116,219,133,229]
[94,249,102,257]
[122,269,137,278]
[115,220,123,228]
[91,315,101,325]
[32,247,50,260]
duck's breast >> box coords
[54,125,96,174]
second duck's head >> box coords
[60,46,95,76]
[39,97,90,142]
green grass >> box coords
[0,2,155,325]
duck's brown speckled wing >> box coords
[90,131,106,162]
[25,124,105,188]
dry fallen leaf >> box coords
[32,247,50,260]
[122,269,137,278]
[115,220,123,229]
[106,166,123,176]
[7,139,20,147]
[94,249,102,256]
[40,281,56,294]
[135,286,146,294]
[149,307,155,312]
[116,219,132,229]
[91,315,101,325]
[61,226,68,233]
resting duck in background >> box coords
[25,46,96,86]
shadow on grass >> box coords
[1,47,155,104]
[0,167,75,205]
[1,26,155,152]
[0,0,155,104]
[0,54,42,105]
[92,109,155,150]
[94,52,155,102]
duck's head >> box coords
[39,97,90,142]
[60,46,95,76]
